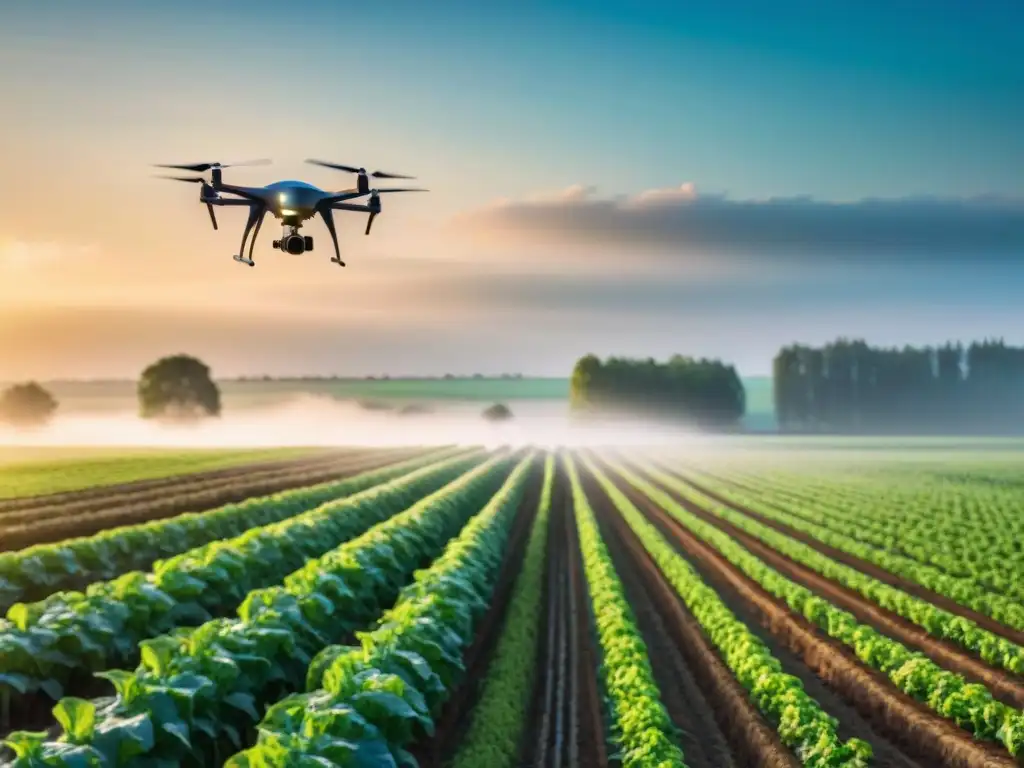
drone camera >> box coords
[304,236,314,251]
[279,233,306,254]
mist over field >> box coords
[0,394,706,450]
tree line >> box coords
[774,337,1024,434]
[570,354,746,428]
[0,355,222,429]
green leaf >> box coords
[225,691,261,722]
[0,672,32,694]
[1,729,48,759]
[161,719,192,749]
[53,697,97,743]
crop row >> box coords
[691,468,1024,599]
[224,453,536,765]
[2,451,524,766]
[0,449,428,555]
[0,449,387,528]
[585,457,869,767]
[613,460,1024,757]
[652,464,1024,678]
[564,455,686,767]
[678,468,1024,632]
[0,447,461,611]
[447,453,555,768]
[0,449,484,703]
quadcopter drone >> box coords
[155,158,426,267]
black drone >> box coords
[155,159,426,267]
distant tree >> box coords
[138,354,221,420]
[482,403,513,422]
[0,382,58,427]
[569,353,744,429]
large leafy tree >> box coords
[0,382,58,427]
[138,354,221,420]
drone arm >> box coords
[215,183,268,203]
[207,198,254,207]
[330,202,373,213]
[323,191,368,205]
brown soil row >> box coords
[520,455,607,768]
[579,469,744,768]
[0,450,382,525]
[0,447,428,551]
[673,468,1024,649]
[408,455,543,768]
[641,465,1024,710]
[0,447,419,528]
[604,463,1015,768]
[0,448,357,512]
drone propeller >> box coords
[154,159,271,172]
[363,188,429,235]
[370,187,428,194]
[155,175,219,230]
[306,159,415,180]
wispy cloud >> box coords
[448,184,1024,265]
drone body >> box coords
[156,159,426,267]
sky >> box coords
[1,0,1022,379]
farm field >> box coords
[0,446,331,500]
[2,441,1024,767]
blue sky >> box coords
[0,0,1021,378]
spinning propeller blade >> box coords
[153,159,271,172]
[372,187,428,194]
[306,159,416,180]
[155,175,219,230]
[157,175,207,183]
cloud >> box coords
[448,184,1024,265]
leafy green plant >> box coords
[613,459,1024,758]
[0,450,486,706]
[1,451,522,766]
[221,453,535,766]
[584,456,871,767]
[448,453,554,768]
[564,454,687,767]
[646,461,1024,680]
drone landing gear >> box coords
[234,203,266,269]
[316,204,347,269]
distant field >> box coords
[0,446,324,498]
[15,375,778,428]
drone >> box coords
[155,158,427,267]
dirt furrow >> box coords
[520,456,606,768]
[408,457,543,768]
[579,469,741,768]
[0,449,360,512]
[0,448,426,551]
[606,466,1011,768]
[671,467,1024,649]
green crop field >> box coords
[0,447,326,500]
[4,438,1019,767]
